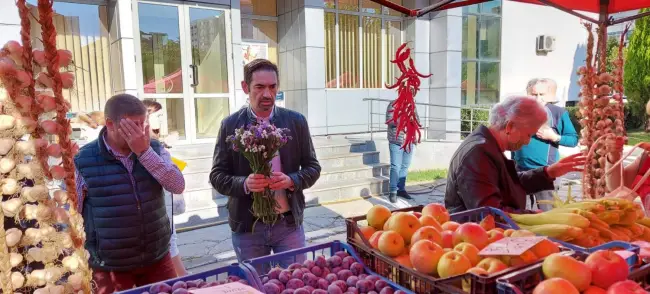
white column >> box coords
[109,0,138,96]
[0,2,20,47]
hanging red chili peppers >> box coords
[385,42,431,152]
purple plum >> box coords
[281,290,295,294]
[328,284,344,294]
[292,269,304,280]
[337,269,353,281]
[321,267,331,278]
[171,281,187,291]
[374,280,388,291]
[347,287,359,294]
[368,291,378,294]
[172,290,189,294]
[198,281,208,288]
[332,280,348,292]
[366,275,380,283]
[326,273,338,283]
[206,282,219,287]
[356,280,373,293]
[269,279,285,292]
[379,287,394,294]
[311,266,323,277]
[350,262,364,276]
[269,268,283,280]
[287,278,305,289]
[358,274,368,280]
[303,286,315,293]
[149,283,172,294]
[304,259,316,269]
[332,267,343,274]
[335,251,349,259]
[279,270,293,284]
[328,256,343,268]
[346,276,360,287]
[341,256,356,269]
[262,277,270,284]
[228,276,241,282]
[313,289,328,294]
[301,268,311,275]
[317,278,329,290]
[264,282,282,294]
[289,263,303,270]
[294,288,310,294]
[303,273,319,289]
[315,256,328,268]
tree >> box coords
[623,9,650,131]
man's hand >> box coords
[118,118,150,156]
[536,125,559,142]
[245,174,268,193]
[546,153,586,178]
[269,172,294,191]
[605,136,625,163]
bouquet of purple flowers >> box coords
[227,121,292,225]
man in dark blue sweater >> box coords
[512,78,578,211]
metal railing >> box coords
[363,98,492,141]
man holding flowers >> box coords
[210,59,321,269]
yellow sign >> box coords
[171,157,187,171]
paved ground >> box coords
[177,172,585,274]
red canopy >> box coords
[515,0,650,14]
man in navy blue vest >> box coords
[210,59,321,271]
[74,94,186,293]
[512,79,578,211]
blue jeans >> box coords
[389,143,413,193]
[231,216,306,274]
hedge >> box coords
[565,104,644,138]
[461,107,489,137]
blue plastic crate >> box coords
[243,240,413,293]
[116,263,259,294]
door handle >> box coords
[190,64,198,87]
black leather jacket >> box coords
[445,125,555,213]
[210,107,321,233]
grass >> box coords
[626,129,650,146]
[406,169,448,184]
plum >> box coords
[374,279,388,291]
[335,251,349,259]
[313,289,328,294]
[149,283,172,294]
[262,277,270,284]
[264,282,282,294]
[287,278,305,289]
[328,284,344,294]
[346,276,359,287]
[332,280,348,292]
[366,275,380,283]
[292,269,304,280]
[303,259,316,269]
[269,268,283,280]
[288,263,303,270]
[356,280,373,293]
[358,274,368,280]
[294,288,310,294]
[379,287,394,294]
[301,268,311,275]
[347,287,359,294]
[321,267,331,278]
[337,270,353,281]
[172,289,189,294]
[269,279,285,292]
[172,281,187,291]
[317,278,329,290]
[281,290,295,294]
[341,256,356,269]
[303,273,319,289]
[206,282,219,287]
[326,273,338,283]
[315,256,328,268]
[311,266,323,277]
[331,267,343,274]
[187,280,202,288]
[279,270,293,284]
[228,276,241,282]
[368,291,378,294]
[327,256,342,268]
[198,281,208,288]
[350,263,364,276]
[303,286,315,293]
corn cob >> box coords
[562,201,606,211]
[609,227,633,241]
[628,223,645,237]
[590,221,617,239]
[510,213,590,228]
[519,224,583,241]
[572,235,598,248]
[585,213,610,229]
[583,227,600,238]
[614,208,639,226]
[611,225,634,237]
[636,217,650,228]
[596,210,621,225]
[640,226,650,242]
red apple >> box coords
[533,278,579,294]
[607,280,646,294]
[441,230,455,248]
[422,203,450,224]
[452,223,489,249]
[585,250,629,289]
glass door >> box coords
[183,5,233,143]
[135,1,233,144]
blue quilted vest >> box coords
[73,128,171,271]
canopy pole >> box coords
[367,0,418,16]
[611,11,650,25]
[417,0,456,17]
[436,0,491,11]
[536,0,600,24]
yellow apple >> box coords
[367,205,392,230]
[378,231,405,257]
[453,242,480,266]
[411,226,443,246]
[476,257,509,274]
[542,253,592,291]
[533,278,580,294]
[437,251,472,279]
[419,215,443,232]
[386,212,421,244]
[409,240,444,275]
[422,203,450,224]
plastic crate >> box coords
[497,242,644,294]
[242,240,412,293]
[116,264,258,294]
[345,206,518,293]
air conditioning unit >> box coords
[536,35,556,52]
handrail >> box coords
[362,98,493,109]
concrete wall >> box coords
[499,1,596,105]
[0,2,20,47]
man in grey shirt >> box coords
[385,101,420,203]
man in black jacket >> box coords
[210,59,321,268]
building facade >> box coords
[0,0,636,144]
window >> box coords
[461,1,502,105]
[324,0,403,89]
[240,0,278,63]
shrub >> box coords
[461,107,489,137]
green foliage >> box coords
[461,107,490,137]
[565,106,581,134]
[624,8,650,123]
[566,104,643,139]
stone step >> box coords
[304,176,389,205]
[318,151,381,170]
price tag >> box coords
[479,237,546,256]
[189,283,263,294]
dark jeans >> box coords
[389,143,413,193]
[231,215,306,274]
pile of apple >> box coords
[533,251,646,293]
[260,250,407,294]
[142,276,250,294]
[354,204,561,281]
